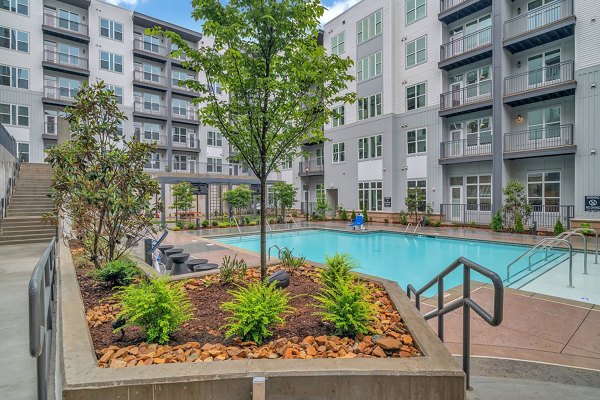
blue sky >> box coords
[106,0,361,31]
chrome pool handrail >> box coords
[570,228,598,265]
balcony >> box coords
[132,70,167,91]
[298,159,324,177]
[42,85,79,107]
[171,108,199,124]
[172,135,201,151]
[42,12,89,43]
[42,50,89,77]
[503,124,575,159]
[439,26,492,71]
[171,81,201,97]
[133,102,168,120]
[439,136,492,164]
[439,81,492,117]
[504,0,575,54]
[439,0,492,25]
[503,60,576,106]
[144,160,255,179]
[133,38,168,63]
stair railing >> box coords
[407,257,504,390]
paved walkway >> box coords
[0,242,49,400]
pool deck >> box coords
[163,222,600,372]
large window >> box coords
[316,183,325,201]
[172,70,194,86]
[57,43,80,67]
[528,106,561,140]
[106,85,123,104]
[0,64,28,89]
[207,131,222,146]
[406,0,426,25]
[58,9,80,32]
[207,157,223,173]
[142,93,160,111]
[58,77,81,99]
[466,117,492,146]
[173,126,189,145]
[332,142,345,163]
[142,34,160,53]
[1,0,28,15]
[448,14,491,54]
[17,142,29,162]
[332,105,344,127]
[100,51,123,73]
[451,66,491,99]
[357,10,382,45]
[172,98,189,117]
[143,64,160,82]
[100,18,123,41]
[173,154,189,171]
[359,181,382,211]
[331,32,345,55]
[143,123,160,141]
[0,103,28,126]
[528,172,560,206]
[358,135,382,160]
[406,36,426,67]
[358,93,382,121]
[406,83,426,110]
[466,175,491,209]
[146,153,160,169]
[357,51,382,82]
[407,128,426,154]
[0,26,29,52]
[528,49,561,86]
[407,179,427,212]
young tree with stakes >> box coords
[272,181,297,222]
[151,0,355,280]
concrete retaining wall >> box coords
[59,240,465,400]
[0,144,17,216]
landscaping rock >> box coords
[373,336,402,351]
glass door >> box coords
[450,129,462,157]
[449,26,463,58]
[450,186,463,221]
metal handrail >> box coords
[413,224,419,234]
[230,216,242,235]
[507,236,572,281]
[289,215,299,229]
[404,223,412,233]
[266,219,273,232]
[504,60,575,96]
[440,26,492,61]
[571,228,599,265]
[407,257,504,390]
[541,231,586,274]
[268,244,289,261]
[43,49,89,70]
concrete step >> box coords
[7,209,54,215]
[0,237,55,246]
[5,211,50,217]
[1,220,54,227]
[0,232,56,242]
[1,225,56,234]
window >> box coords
[0,26,28,52]
[142,123,160,141]
[99,18,123,41]
[58,9,79,32]
[448,14,491,55]
[172,70,193,86]
[173,126,188,145]
[406,0,426,25]
[407,179,427,212]
[528,49,561,86]
[528,106,561,140]
[332,105,345,127]
[207,131,222,146]
[106,85,123,104]
[17,142,29,162]
[172,98,189,117]
[407,128,426,154]
[358,135,382,160]
[406,83,426,110]
[406,36,426,67]
[357,93,382,120]
[116,122,124,136]
[357,51,382,82]
[282,159,292,169]
[58,77,81,99]
[359,181,382,211]
[1,0,28,15]
[143,64,160,82]
[207,157,223,173]
[332,142,345,163]
[357,10,382,45]
[146,153,160,169]
[331,32,345,55]
[212,81,222,95]
[466,175,491,209]
[0,103,28,126]
[100,51,123,73]
[316,148,324,166]
[142,34,160,53]
[171,43,187,61]
[57,43,80,67]
[466,117,492,146]
[173,154,188,171]
[464,66,491,98]
[528,172,560,207]
[0,64,28,89]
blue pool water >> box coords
[214,229,529,295]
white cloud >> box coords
[321,0,362,25]
[104,0,142,7]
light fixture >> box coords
[516,115,524,123]
[592,149,597,155]
[517,61,521,68]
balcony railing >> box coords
[504,124,573,153]
[171,108,199,121]
[440,203,493,225]
[440,26,491,62]
[299,158,324,176]
[530,204,574,229]
[43,50,88,71]
[133,70,167,86]
[504,0,573,40]
[440,136,492,159]
[440,0,471,13]
[43,85,79,101]
[504,60,574,96]
[133,38,168,57]
[440,81,492,111]
[172,135,201,150]
[43,12,89,36]
[133,102,167,117]
[144,160,254,177]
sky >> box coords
[105,0,362,31]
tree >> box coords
[405,187,425,224]
[152,0,355,280]
[272,182,297,222]
[46,81,161,268]
[171,181,194,225]
[315,193,330,220]
[502,179,532,231]
[223,184,253,216]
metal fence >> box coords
[440,203,493,225]
[0,122,17,158]
[299,159,324,176]
[28,238,58,400]
[440,26,491,61]
[504,60,575,96]
[440,81,492,111]
[504,0,573,40]
[440,136,492,159]
[133,102,168,117]
[504,124,573,153]
[530,204,574,229]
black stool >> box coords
[185,258,208,269]
[170,253,191,276]
[193,263,219,272]
[163,248,183,271]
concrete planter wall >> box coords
[59,240,465,400]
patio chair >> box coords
[349,214,365,231]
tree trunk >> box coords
[92,208,106,268]
[260,174,267,281]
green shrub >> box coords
[93,259,140,287]
[244,217,251,224]
[384,218,389,224]
[581,222,593,235]
[514,214,524,233]
[340,209,348,221]
[187,223,196,230]
[268,217,277,224]
[211,220,218,227]
[221,281,293,344]
[351,210,356,221]
[553,218,565,235]
[201,219,210,228]
[176,219,185,229]
[220,255,248,285]
[172,226,181,231]
[218,221,230,228]
[433,220,442,227]
[279,248,305,275]
[490,211,503,232]
[362,208,369,223]
[399,211,408,225]
[114,277,194,344]
[320,253,356,289]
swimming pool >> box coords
[214,229,531,295]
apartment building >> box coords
[299,0,600,227]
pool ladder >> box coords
[268,244,289,261]
[404,223,419,235]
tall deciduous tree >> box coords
[171,181,194,223]
[46,81,161,267]
[272,181,297,222]
[152,0,355,280]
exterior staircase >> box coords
[0,163,55,245]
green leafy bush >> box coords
[114,277,194,344]
[362,208,369,223]
[218,221,231,228]
[384,218,389,224]
[553,218,565,235]
[433,219,442,227]
[201,219,210,228]
[93,259,140,287]
[351,210,356,221]
[220,255,248,285]
[172,226,181,231]
[176,219,185,229]
[490,211,503,232]
[211,220,219,227]
[580,222,593,235]
[514,214,525,233]
[221,281,293,344]
[320,253,356,289]
[187,223,196,230]
[399,211,408,225]
[279,248,306,275]
[340,209,348,221]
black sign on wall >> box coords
[585,196,600,212]
[384,197,392,208]
[191,183,208,195]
